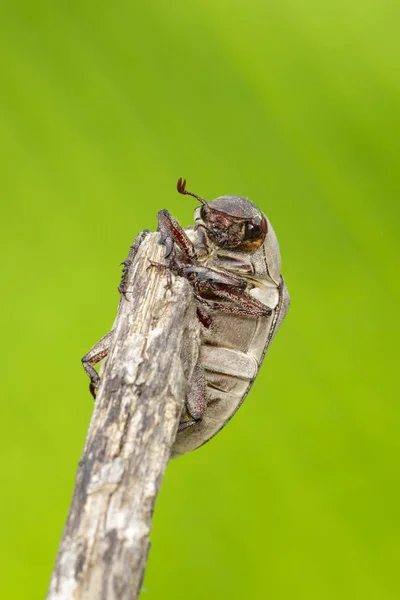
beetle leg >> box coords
[178,419,198,432]
[196,305,212,328]
[157,209,196,259]
[178,363,207,431]
[118,229,151,298]
[81,330,114,399]
[186,363,207,421]
[196,282,273,318]
[183,265,247,289]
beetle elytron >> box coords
[82,179,289,456]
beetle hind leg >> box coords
[179,363,207,431]
[81,330,114,399]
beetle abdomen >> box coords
[172,311,273,456]
[170,205,289,457]
[171,277,289,457]
[201,345,259,380]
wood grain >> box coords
[47,233,200,600]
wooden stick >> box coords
[47,233,200,600]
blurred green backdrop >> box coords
[1,1,399,598]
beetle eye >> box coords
[200,205,207,221]
[244,221,262,240]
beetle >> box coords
[82,179,289,456]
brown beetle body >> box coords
[82,181,289,456]
[171,201,289,456]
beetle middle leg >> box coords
[81,330,114,399]
[183,265,247,290]
[198,282,273,318]
[184,265,272,318]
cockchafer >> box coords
[82,179,290,456]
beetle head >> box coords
[177,178,268,251]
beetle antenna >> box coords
[177,177,207,205]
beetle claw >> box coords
[158,232,174,258]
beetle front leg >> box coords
[157,209,196,259]
[118,229,151,297]
[81,330,114,399]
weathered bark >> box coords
[47,233,200,600]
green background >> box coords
[1,1,399,598]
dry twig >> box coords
[47,233,200,600]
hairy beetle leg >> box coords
[183,264,271,318]
[118,229,151,298]
[157,209,196,260]
[183,265,247,289]
[81,330,114,399]
[209,300,272,318]
[196,282,273,318]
